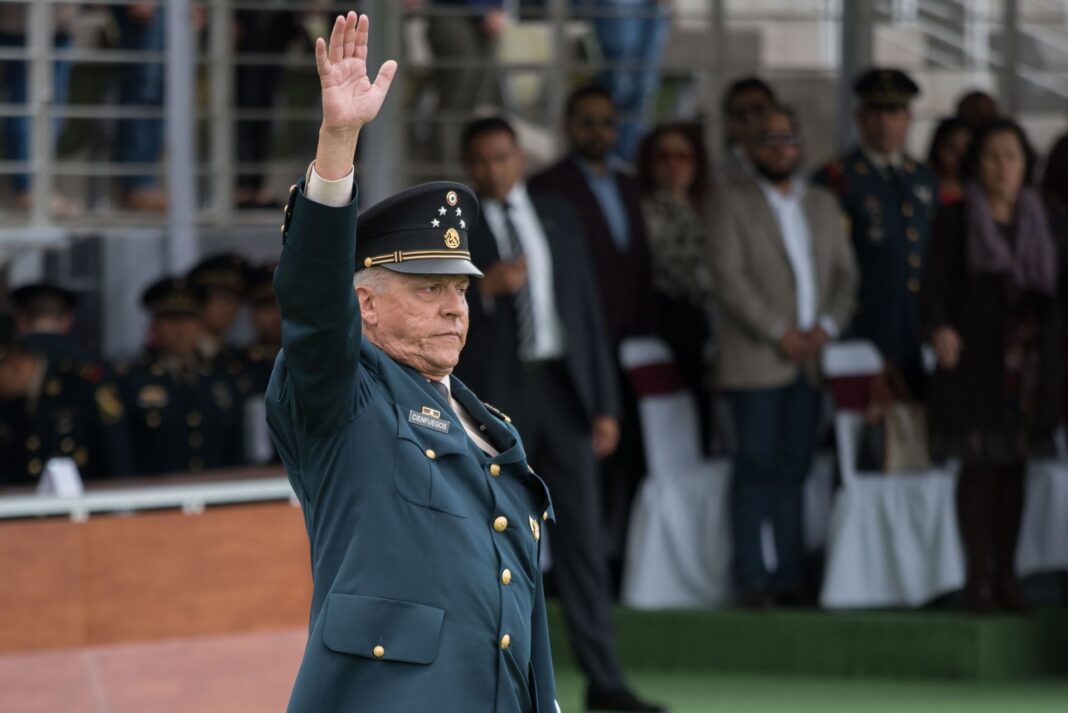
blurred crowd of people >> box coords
[0,254,281,480]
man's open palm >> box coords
[315,12,397,133]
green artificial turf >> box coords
[546,604,1068,680]
[552,669,1068,713]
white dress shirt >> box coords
[757,177,838,338]
[481,183,566,361]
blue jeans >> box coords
[0,33,73,192]
[728,377,821,594]
[592,0,670,162]
[112,7,165,191]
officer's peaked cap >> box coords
[356,181,483,277]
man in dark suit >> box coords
[266,14,557,712]
[529,84,658,578]
[458,116,666,713]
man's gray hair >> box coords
[353,266,393,292]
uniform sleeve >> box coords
[920,205,963,335]
[273,176,363,436]
[91,381,136,477]
[708,191,787,343]
[569,206,621,420]
[820,191,859,336]
[530,570,559,713]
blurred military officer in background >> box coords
[241,262,281,397]
[9,282,92,365]
[0,312,133,485]
[813,68,937,390]
[187,252,251,365]
[266,13,559,712]
[117,278,243,475]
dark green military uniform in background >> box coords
[117,278,244,475]
[813,68,938,385]
[239,263,281,397]
[267,178,559,712]
[0,315,133,485]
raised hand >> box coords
[313,12,397,179]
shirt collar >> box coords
[756,175,805,204]
[861,144,904,171]
[487,182,529,211]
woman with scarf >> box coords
[922,119,1062,614]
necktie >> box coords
[502,202,537,359]
[430,380,450,403]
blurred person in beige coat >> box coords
[708,105,857,608]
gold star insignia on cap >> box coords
[431,219,440,228]
[438,206,447,216]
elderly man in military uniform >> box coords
[117,278,243,475]
[0,313,133,485]
[813,68,937,388]
[266,13,558,712]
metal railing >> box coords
[1,0,1063,260]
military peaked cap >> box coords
[855,68,920,108]
[355,181,483,277]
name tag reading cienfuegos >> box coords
[409,409,451,434]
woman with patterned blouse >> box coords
[637,123,715,451]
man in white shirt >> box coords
[709,106,858,607]
[457,116,666,713]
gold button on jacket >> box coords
[501,568,512,585]
[373,645,385,658]
[493,516,508,532]
[489,464,501,477]
[499,634,511,650]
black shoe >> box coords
[739,587,775,610]
[586,687,668,712]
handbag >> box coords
[856,368,931,473]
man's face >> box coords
[747,112,802,183]
[153,314,203,357]
[725,88,773,145]
[250,302,282,345]
[200,288,242,338]
[358,272,470,379]
[465,130,525,202]
[566,96,619,162]
[856,105,911,155]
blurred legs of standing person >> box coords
[729,378,820,606]
[234,9,299,209]
[426,4,504,164]
[592,0,670,162]
[112,3,167,211]
[956,463,1028,613]
[0,15,74,210]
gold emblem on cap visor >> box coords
[444,228,461,249]
[446,190,458,206]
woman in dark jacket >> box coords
[922,119,1062,613]
[1042,134,1068,419]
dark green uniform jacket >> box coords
[813,147,937,375]
[267,181,559,713]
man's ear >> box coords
[356,285,378,326]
